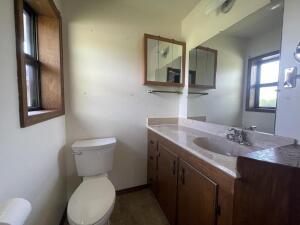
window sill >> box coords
[28,110,56,116]
[22,109,64,128]
[246,108,276,114]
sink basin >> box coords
[193,136,262,157]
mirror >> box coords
[189,46,217,88]
[187,0,284,134]
[294,42,300,63]
[144,34,186,87]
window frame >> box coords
[23,3,42,111]
[246,50,280,113]
[14,0,65,128]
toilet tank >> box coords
[72,138,116,177]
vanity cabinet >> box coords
[148,128,300,225]
[147,130,229,225]
[157,143,178,225]
[147,137,158,195]
[177,159,218,225]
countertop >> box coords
[148,124,240,178]
[147,118,298,178]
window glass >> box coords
[247,51,280,112]
[259,86,277,108]
[25,64,39,109]
[260,60,279,84]
[23,10,33,56]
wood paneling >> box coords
[38,16,62,110]
[233,157,300,225]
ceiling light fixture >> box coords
[205,0,235,15]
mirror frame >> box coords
[189,46,217,89]
[144,33,186,87]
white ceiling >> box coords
[223,0,284,39]
[118,0,202,21]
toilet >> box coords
[67,137,117,225]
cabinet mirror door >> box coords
[144,34,186,87]
[189,46,217,89]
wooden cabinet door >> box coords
[178,159,218,225]
[157,143,178,225]
[148,136,158,195]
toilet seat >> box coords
[67,175,116,225]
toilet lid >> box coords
[68,176,115,225]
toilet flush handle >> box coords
[72,151,82,155]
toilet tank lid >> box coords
[72,138,116,151]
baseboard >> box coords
[59,206,67,225]
[116,184,149,195]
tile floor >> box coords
[64,188,169,225]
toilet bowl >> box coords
[67,138,117,225]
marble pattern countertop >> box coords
[147,118,297,178]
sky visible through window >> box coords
[259,60,279,108]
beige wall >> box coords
[181,0,270,50]
[179,0,270,118]
[0,1,66,225]
[62,0,183,194]
[187,35,246,127]
[276,0,300,141]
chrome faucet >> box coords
[226,128,251,146]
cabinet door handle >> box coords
[149,156,154,160]
[150,140,155,145]
[172,160,176,175]
[180,168,185,185]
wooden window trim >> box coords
[14,0,65,128]
[246,51,280,114]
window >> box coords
[15,0,64,127]
[246,51,280,113]
[23,4,41,111]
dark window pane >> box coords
[259,86,277,108]
[25,64,40,109]
[23,11,32,55]
[23,6,36,57]
[260,60,279,84]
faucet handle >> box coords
[228,128,239,134]
[245,126,257,131]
